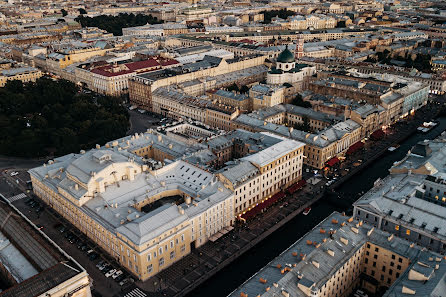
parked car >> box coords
[10,171,19,176]
[89,252,99,261]
[119,278,133,286]
[58,226,67,233]
[114,274,125,282]
[105,269,116,278]
[99,263,110,271]
[96,261,105,268]
[112,270,123,279]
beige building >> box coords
[250,84,285,110]
[29,130,304,281]
[0,66,42,87]
[230,211,446,297]
[129,55,267,111]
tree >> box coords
[261,9,297,24]
[0,77,129,158]
[75,13,163,36]
[78,8,87,15]
[61,9,68,17]
[291,94,312,108]
[293,116,311,132]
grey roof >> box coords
[230,211,446,297]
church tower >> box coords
[295,34,304,59]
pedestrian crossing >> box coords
[8,193,27,202]
[124,288,147,297]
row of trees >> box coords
[0,78,129,158]
[261,9,297,24]
[75,13,163,36]
[366,50,433,73]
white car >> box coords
[112,270,123,279]
[105,269,116,278]
[10,172,18,176]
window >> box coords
[159,257,164,267]
[375,247,379,252]
[397,265,402,270]
[181,245,186,253]
[396,272,400,278]
[159,247,163,255]
[154,251,157,258]
[147,254,151,261]
[406,229,411,235]
[374,254,378,259]
[365,258,368,264]
[398,257,403,263]
[147,264,153,273]
[373,261,376,267]
[392,254,395,260]
[170,251,175,259]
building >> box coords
[354,136,446,254]
[129,55,267,111]
[0,66,42,87]
[250,84,286,110]
[0,196,91,297]
[234,112,361,169]
[84,58,179,96]
[29,129,304,281]
[230,211,446,297]
[266,46,317,86]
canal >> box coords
[188,117,446,297]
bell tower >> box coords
[295,34,304,59]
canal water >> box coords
[189,117,446,297]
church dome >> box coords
[277,46,295,63]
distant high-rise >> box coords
[295,34,304,59]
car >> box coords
[10,172,19,176]
[58,226,67,233]
[96,261,105,268]
[99,263,110,271]
[105,269,116,278]
[89,252,99,261]
[36,224,44,230]
[77,241,85,249]
[114,274,125,282]
[65,231,73,239]
[119,278,132,286]
[35,206,43,213]
[112,270,123,279]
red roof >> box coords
[346,141,364,155]
[326,156,340,167]
[371,129,385,140]
[241,191,286,220]
[287,179,306,194]
[159,59,179,67]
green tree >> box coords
[78,8,87,15]
[0,77,129,158]
[291,94,312,108]
[61,9,68,17]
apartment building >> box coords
[250,84,285,110]
[234,113,361,169]
[230,211,446,297]
[354,137,446,255]
[129,55,267,111]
